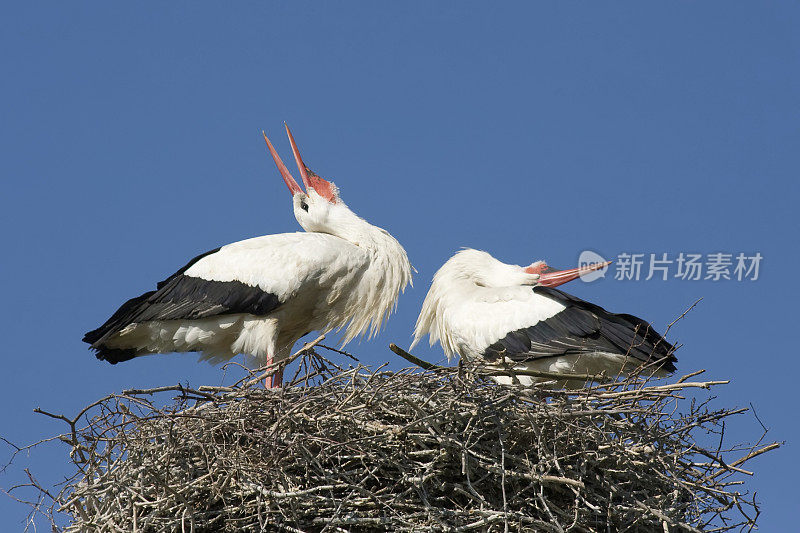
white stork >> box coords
[84,125,413,387]
[412,249,676,387]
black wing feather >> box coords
[84,248,282,363]
[483,286,677,372]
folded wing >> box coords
[482,286,677,372]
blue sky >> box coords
[2,2,798,529]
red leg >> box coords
[264,353,284,389]
[269,366,284,388]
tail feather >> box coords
[92,346,139,365]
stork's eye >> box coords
[300,202,309,212]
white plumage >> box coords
[412,249,676,387]
[85,126,412,387]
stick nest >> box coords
[23,351,777,532]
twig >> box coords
[389,344,445,371]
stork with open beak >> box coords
[412,249,676,387]
[84,125,413,387]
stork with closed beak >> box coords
[412,249,676,387]
[84,125,413,387]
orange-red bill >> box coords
[263,131,302,196]
[535,261,612,287]
[284,123,313,192]
[284,124,338,203]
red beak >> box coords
[284,123,314,193]
[262,125,338,203]
[262,130,302,196]
[525,261,612,287]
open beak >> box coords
[262,125,338,203]
[531,261,612,287]
[262,130,302,196]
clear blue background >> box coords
[2,2,798,529]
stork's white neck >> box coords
[325,204,391,249]
[314,202,413,345]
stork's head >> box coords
[435,249,611,289]
[263,125,345,233]
[523,258,612,288]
